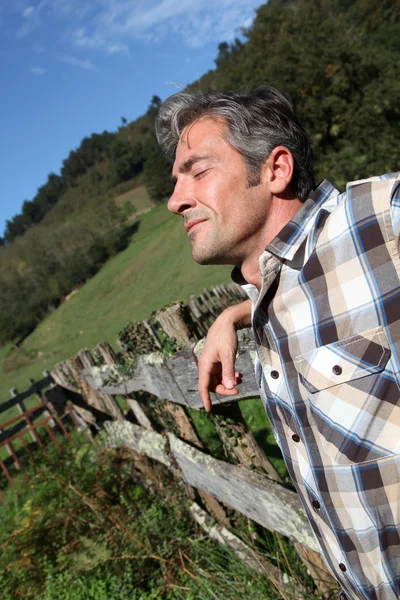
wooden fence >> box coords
[50,283,336,597]
[2,283,337,597]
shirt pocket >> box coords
[294,326,400,465]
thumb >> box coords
[222,351,236,389]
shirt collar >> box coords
[266,179,339,261]
[231,179,340,285]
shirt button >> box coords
[292,434,300,443]
[332,364,342,376]
[339,563,347,573]
[312,499,321,510]
[270,370,279,379]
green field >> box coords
[113,182,155,216]
[0,201,231,409]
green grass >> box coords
[0,202,231,409]
[0,435,311,600]
[113,183,154,215]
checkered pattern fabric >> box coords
[232,173,400,600]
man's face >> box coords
[168,117,271,266]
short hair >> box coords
[155,86,314,201]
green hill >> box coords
[0,202,231,407]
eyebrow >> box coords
[171,154,211,185]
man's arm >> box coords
[197,300,252,412]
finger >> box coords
[221,351,237,390]
[198,369,213,413]
[214,384,239,396]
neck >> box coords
[240,194,303,289]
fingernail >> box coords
[225,379,234,389]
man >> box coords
[156,86,400,600]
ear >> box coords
[262,146,294,196]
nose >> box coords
[167,180,197,215]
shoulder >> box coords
[313,174,400,246]
[345,172,400,203]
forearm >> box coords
[223,299,252,331]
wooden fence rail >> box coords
[103,418,317,551]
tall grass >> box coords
[0,432,326,600]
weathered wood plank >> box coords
[211,403,282,482]
[153,396,229,527]
[168,433,317,552]
[102,419,317,551]
[95,342,155,429]
[103,420,172,468]
[77,350,124,421]
[51,360,79,393]
[83,329,259,409]
[155,303,197,345]
[83,352,189,404]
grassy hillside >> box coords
[113,182,154,216]
[0,201,231,406]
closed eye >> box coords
[193,169,209,179]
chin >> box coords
[192,246,229,266]
[192,251,215,266]
[191,235,233,265]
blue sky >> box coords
[0,0,263,236]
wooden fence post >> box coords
[95,342,154,430]
[51,359,98,428]
[152,303,230,524]
[293,542,337,597]
[76,350,124,421]
[155,302,199,346]
[211,402,282,483]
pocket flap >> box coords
[294,326,391,393]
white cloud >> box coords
[104,41,129,56]
[31,66,45,75]
[16,0,48,38]
[12,0,259,54]
[62,55,96,70]
[64,0,259,51]
[23,6,35,18]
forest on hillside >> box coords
[0,0,399,345]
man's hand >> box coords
[196,300,252,412]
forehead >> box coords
[173,117,229,169]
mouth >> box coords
[185,219,207,235]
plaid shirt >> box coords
[233,173,400,600]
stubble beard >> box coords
[191,225,241,266]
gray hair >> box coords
[155,86,314,201]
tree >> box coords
[147,95,162,119]
[143,135,173,202]
[108,140,144,185]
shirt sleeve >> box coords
[389,174,400,244]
